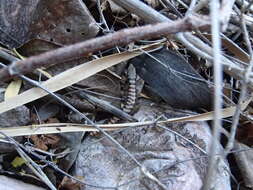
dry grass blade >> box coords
[0,97,250,138]
[0,45,161,114]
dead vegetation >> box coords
[0,0,253,189]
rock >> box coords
[129,48,212,110]
[0,175,45,190]
[0,91,30,153]
[73,99,230,190]
[0,92,30,127]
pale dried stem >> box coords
[224,14,253,155]
[202,0,223,189]
[220,0,236,31]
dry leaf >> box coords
[202,34,249,63]
[237,122,253,146]
[234,143,253,188]
[11,157,26,168]
[30,134,60,151]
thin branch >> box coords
[220,0,236,31]
[202,0,223,189]
[193,0,209,12]
[185,0,198,16]
[236,0,253,13]
[0,15,209,81]
[113,0,247,86]
[224,13,253,155]
[159,0,183,17]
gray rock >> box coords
[74,99,231,190]
[0,92,30,153]
[0,175,45,190]
[0,93,30,127]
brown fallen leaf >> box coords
[30,134,60,151]
[58,176,84,190]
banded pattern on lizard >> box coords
[109,64,137,124]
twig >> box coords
[193,0,236,30]
[97,0,110,33]
[0,15,209,81]
[159,0,183,17]
[202,0,223,189]
[77,91,136,121]
[174,0,188,8]
[224,13,253,155]
[236,0,253,13]
[96,0,121,54]
[0,132,56,190]
[220,0,236,31]
[193,0,209,12]
[185,0,198,16]
[113,0,247,86]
